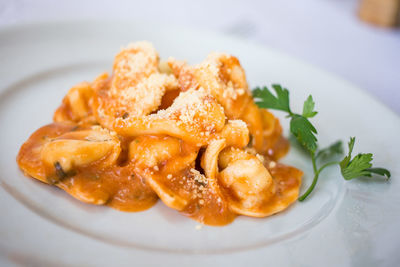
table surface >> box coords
[1,0,399,114]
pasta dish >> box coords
[17,42,302,226]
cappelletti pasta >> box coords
[17,41,302,226]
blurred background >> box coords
[1,0,399,113]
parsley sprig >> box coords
[253,85,391,201]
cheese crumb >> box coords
[269,161,277,168]
[190,168,208,185]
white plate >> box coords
[0,21,399,267]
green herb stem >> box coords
[253,85,390,201]
[319,161,341,173]
[298,158,340,201]
[298,171,319,202]
[311,152,317,173]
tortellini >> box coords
[17,41,302,226]
[92,42,180,130]
[53,82,95,123]
[218,148,276,216]
[168,53,285,155]
[114,88,226,146]
[41,127,121,175]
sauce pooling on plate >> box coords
[17,41,302,226]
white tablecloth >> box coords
[1,0,399,114]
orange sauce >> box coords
[17,123,157,212]
[17,122,300,225]
[17,123,76,183]
[59,164,158,212]
[16,42,303,226]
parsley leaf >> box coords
[252,84,391,201]
[341,153,373,180]
[340,137,355,168]
[252,85,317,152]
[290,114,318,153]
[253,84,291,113]
[302,95,318,118]
[340,137,391,180]
[316,140,343,160]
[365,168,391,178]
